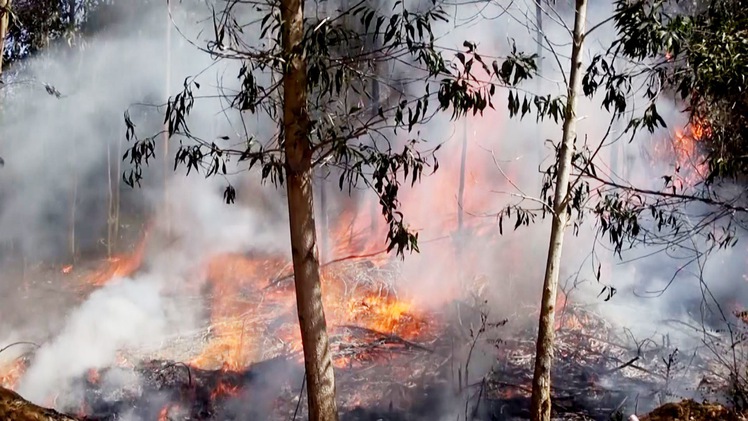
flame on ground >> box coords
[657,118,711,188]
[1,118,565,408]
[187,251,433,371]
[0,359,26,389]
[84,227,150,287]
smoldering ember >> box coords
[1,1,748,421]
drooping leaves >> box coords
[122,0,538,257]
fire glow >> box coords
[188,250,433,371]
[0,113,625,417]
[0,124,566,416]
[0,213,439,387]
[0,359,26,390]
[660,118,711,188]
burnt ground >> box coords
[0,261,103,346]
[0,260,739,421]
[7,313,708,421]
[60,356,608,421]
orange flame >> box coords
[85,229,150,287]
[86,368,100,385]
[0,359,26,389]
[186,245,434,372]
[211,369,240,400]
[158,404,182,421]
[667,118,711,188]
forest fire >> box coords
[660,118,711,188]
[83,228,151,287]
[0,195,620,421]
[0,208,451,417]
[187,250,434,372]
[0,112,678,420]
[0,359,25,390]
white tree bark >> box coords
[0,0,10,78]
[529,1,588,420]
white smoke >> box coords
[0,0,743,416]
[0,1,290,406]
[16,277,166,401]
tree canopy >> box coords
[609,0,748,183]
[122,0,537,255]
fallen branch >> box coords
[605,356,640,375]
[336,325,434,353]
[0,341,39,357]
[265,250,389,289]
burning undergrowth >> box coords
[0,161,737,421]
[0,246,452,418]
[0,242,727,421]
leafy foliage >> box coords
[586,0,748,183]
[483,0,748,288]
[2,0,172,67]
[123,0,535,256]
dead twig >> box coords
[156,362,193,388]
[291,370,305,421]
[265,251,390,289]
[336,325,433,353]
[0,341,39,357]
[605,356,641,375]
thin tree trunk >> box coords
[535,0,543,75]
[529,1,587,420]
[280,0,339,416]
[368,24,381,238]
[163,0,172,236]
[107,133,113,257]
[535,0,545,177]
[67,0,80,264]
[107,131,116,257]
[70,161,78,263]
[457,118,467,233]
[0,0,10,267]
[0,0,10,78]
[113,133,122,252]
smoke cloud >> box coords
[0,0,744,416]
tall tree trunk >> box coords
[368,23,381,238]
[113,133,122,252]
[163,0,172,236]
[67,0,79,264]
[70,160,78,263]
[457,118,468,234]
[535,0,543,75]
[107,131,115,257]
[281,0,339,417]
[0,0,10,78]
[535,0,545,178]
[529,1,587,420]
[0,0,10,266]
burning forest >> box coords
[1,206,725,421]
[1,0,748,421]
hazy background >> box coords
[0,0,742,414]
